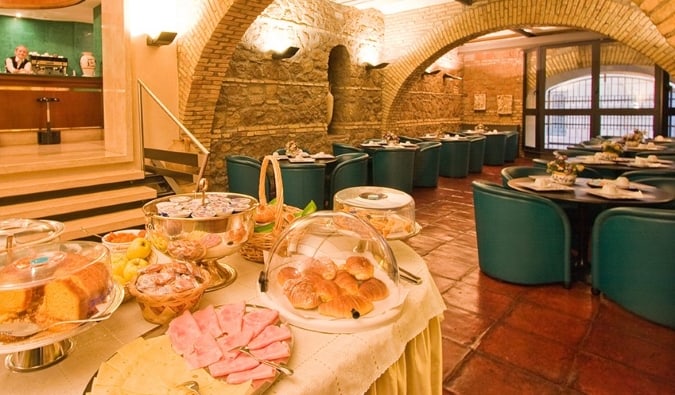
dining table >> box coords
[0,241,446,395]
[507,176,674,269]
[566,155,675,178]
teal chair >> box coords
[500,166,548,188]
[468,136,486,173]
[332,142,364,156]
[370,148,415,194]
[326,152,369,208]
[226,155,267,200]
[279,162,326,209]
[413,141,441,187]
[483,133,508,165]
[591,207,675,328]
[620,169,675,181]
[399,135,423,143]
[439,139,470,178]
[472,180,572,288]
[636,177,675,209]
[504,131,519,162]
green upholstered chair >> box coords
[504,131,519,162]
[399,135,423,143]
[472,180,572,288]
[332,142,364,156]
[226,155,267,200]
[483,133,508,165]
[326,152,369,208]
[619,169,675,181]
[468,136,486,173]
[370,148,415,194]
[591,207,675,328]
[500,166,548,188]
[279,162,326,209]
[413,141,441,187]
[439,139,470,178]
[635,177,675,209]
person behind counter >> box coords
[5,45,32,74]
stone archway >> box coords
[380,0,675,129]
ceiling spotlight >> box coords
[364,62,389,70]
[147,31,177,46]
[272,46,300,60]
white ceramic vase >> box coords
[80,51,96,77]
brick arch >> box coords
[381,0,675,128]
[177,0,275,141]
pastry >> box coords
[166,239,206,261]
[300,256,338,280]
[317,294,373,319]
[314,278,342,302]
[343,256,374,280]
[284,279,322,310]
[358,277,389,301]
[277,266,301,286]
[333,270,359,295]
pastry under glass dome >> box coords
[258,211,406,333]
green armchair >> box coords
[326,152,369,208]
[472,180,572,287]
[413,141,441,187]
[591,207,675,328]
[226,155,266,200]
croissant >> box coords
[318,294,373,319]
[333,270,359,295]
[285,279,322,309]
[277,266,301,286]
[358,277,389,301]
[343,256,374,281]
[300,256,338,281]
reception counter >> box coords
[0,74,103,131]
[0,241,446,394]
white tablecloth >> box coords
[0,241,446,395]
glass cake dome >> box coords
[258,211,406,333]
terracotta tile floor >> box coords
[403,159,675,395]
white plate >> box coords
[583,188,644,200]
[627,162,667,168]
[310,153,335,159]
[288,157,316,163]
[517,181,574,192]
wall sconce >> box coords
[272,46,299,60]
[423,69,441,76]
[147,31,177,46]
[443,73,463,80]
[364,62,389,70]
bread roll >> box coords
[284,279,321,310]
[297,256,338,280]
[318,294,373,319]
[277,266,301,286]
[343,256,374,280]
[314,279,342,302]
[333,270,359,295]
[358,277,389,301]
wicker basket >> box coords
[127,264,210,325]
[240,155,302,263]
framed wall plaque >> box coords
[473,93,486,111]
[497,94,513,114]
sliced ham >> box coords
[250,341,290,361]
[226,363,276,385]
[248,324,292,350]
[183,333,223,369]
[242,308,279,338]
[215,301,246,335]
[192,304,222,338]
[167,310,203,355]
[216,326,254,357]
[208,354,259,378]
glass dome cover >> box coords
[258,211,406,333]
[0,218,65,254]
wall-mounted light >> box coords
[147,31,177,46]
[364,62,389,70]
[443,73,463,80]
[271,46,299,60]
[423,69,441,76]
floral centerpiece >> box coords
[599,140,623,160]
[284,140,302,157]
[474,123,487,132]
[622,129,645,147]
[383,131,399,145]
[546,151,584,185]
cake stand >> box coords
[0,283,124,372]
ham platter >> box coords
[86,303,292,395]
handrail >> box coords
[136,79,210,182]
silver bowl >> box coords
[142,192,258,290]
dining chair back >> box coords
[399,135,423,143]
[591,207,675,328]
[504,131,519,162]
[332,142,364,156]
[226,155,267,200]
[635,177,675,209]
[370,148,415,194]
[326,152,369,208]
[439,139,470,178]
[619,169,675,181]
[500,166,548,188]
[483,133,508,165]
[279,162,326,209]
[413,141,441,187]
[468,136,486,173]
[472,180,572,287]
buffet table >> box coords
[0,241,446,395]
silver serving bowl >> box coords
[142,192,258,290]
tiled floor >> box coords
[403,159,675,395]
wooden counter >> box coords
[0,74,103,130]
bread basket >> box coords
[240,155,302,263]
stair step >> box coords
[61,208,147,240]
[0,186,157,219]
